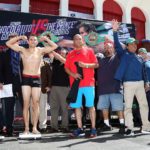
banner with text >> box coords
[0,10,135,53]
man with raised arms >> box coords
[6,34,58,134]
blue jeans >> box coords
[97,93,124,111]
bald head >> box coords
[73,34,82,40]
[73,34,84,49]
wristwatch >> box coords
[86,64,89,68]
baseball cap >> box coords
[126,37,138,45]
[138,48,147,54]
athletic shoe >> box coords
[89,128,97,138]
[141,130,150,134]
[100,123,113,131]
[70,128,85,138]
[125,129,134,136]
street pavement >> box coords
[0,128,150,150]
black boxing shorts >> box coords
[22,74,41,87]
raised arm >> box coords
[112,19,125,57]
[40,36,58,55]
[51,51,66,64]
[6,35,27,52]
[57,39,74,49]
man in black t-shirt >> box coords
[49,49,70,132]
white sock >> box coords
[119,119,124,124]
[104,119,110,126]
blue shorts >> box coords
[70,87,95,108]
[97,93,124,111]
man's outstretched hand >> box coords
[111,19,120,31]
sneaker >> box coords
[141,130,150,134]
[89,128,97,138]
[100,123,113,131]
[70,128,85,138]
[49,128,59,133]
[119,124,125,134]
[39,128,48,133]
[0,136,4,140]
[125,129,134,136]
[2,128,13,137]
[71,113,76,120]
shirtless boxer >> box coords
[6,34,58,134]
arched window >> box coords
[131,7,146,44]
[69,0,94,14]
[30,0,60,15]
[103,0,123,22]
[0,0,20,4]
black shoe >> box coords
[2,128,13,137]
[1,128,7,135]
[39,128,47,133]
[119,124,125,134]
[49,128,59,133]
[5,131,13,137]
[125,129,134,136]
[60,128,70,133]
[0,130,3,135]
[100,123,112,131]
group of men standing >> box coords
[1,19,150,139]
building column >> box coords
[92,0,103,20]
[21,0,30,13]
[59,0,69,16]
[122,8,131,23]
[145,16,150,39]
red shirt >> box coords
[65,47,98,87]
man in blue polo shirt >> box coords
[112,19,150,136]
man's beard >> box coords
[104,51,111,57]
